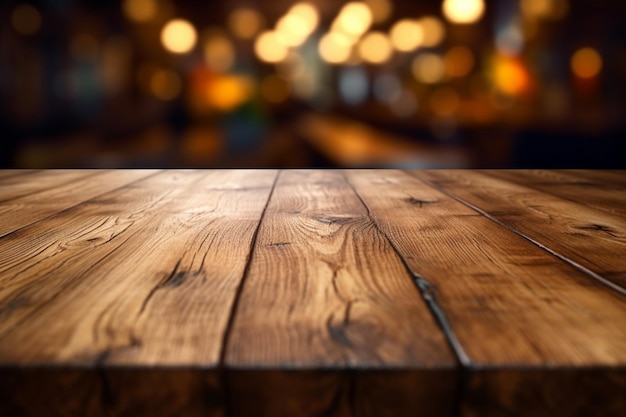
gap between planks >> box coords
[407,171,626,298]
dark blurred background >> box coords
[1,0,624,168]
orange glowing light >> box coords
[11,4,42,35]
[122,0,157,23]
[571,47,602,79]
[161,19,198,54]
[494,57,530,95]
[206,76,253,111]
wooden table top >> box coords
[0,169,625,417]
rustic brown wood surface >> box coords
[0,169,625,417]
[413,170,626,292]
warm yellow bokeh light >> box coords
[289,2,319,32]
[418,17,446,47]
[571,47,603,78]
[260,74,291,103]
[228,7,265,40]
[254,31,289,63]
[11,4,42,36]
[444,46,475,78]
[318,33,352,64]
[390,19,424,52]
[206,75,253,111]
[203,35,235,72]
[364,0,393,24]
[161,19,198,54]
[122,0,157,23]
[429,87,460,116]
[442,0,485,24]
[150,69,182,101]
[494,57,530,95]
[335,2,373,36]
[358,32,393,64]
[412,53,445,84]
[276,14,311,47]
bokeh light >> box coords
[11,4,42,36]
[494,57,530,95]
[334,2,373,37]
[161,19,198,54]
[442,0,485,24]
[358,32,393,64]
[412,53,445,84]
[521,0,569,20]
[364,0,393,24]
[390,20,424,52]
[318,32,352,64]
[150,69,182,101]
[203,33,235,72]
[228,7,265,40]
[339,66,369,105]
[255,31,289,63]
[571,47,603,79]
[122,0,157,23]
[444,46,475,78]
[205,75,253,111]
[418,17,446,47]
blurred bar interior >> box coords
[1,0,624,168]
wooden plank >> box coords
[0,170,102,203]
[0,169,160,237]
[346,170,626,416]
[559,169,626,186]
[413,170,626,292]
[226,170,457,417]
[484,170,626,217]
[0,170,278,416]
[462,368,626,417]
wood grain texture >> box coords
[413,170,626,291]
[560,169,626,186]
[1,169,625,417]
[226,170,456,417]
[0,170,277,365]
[0,169,159,237]
[0,170,277,416]
[483,170,626,217]
[0,170,101,203]
[347,170,626,415]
